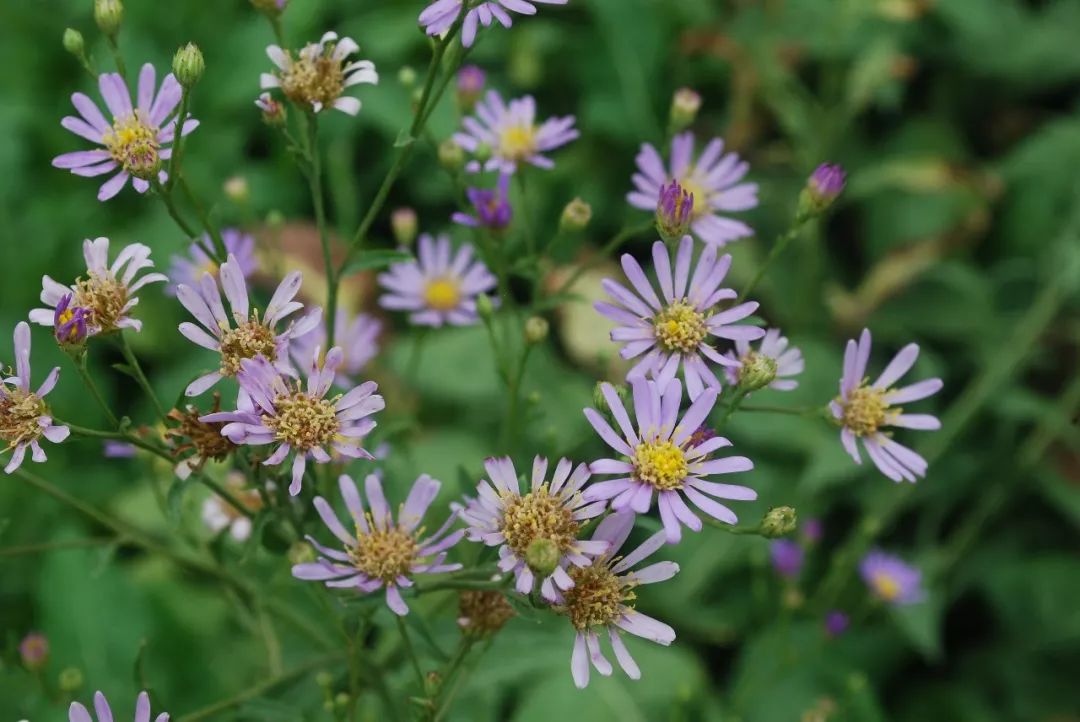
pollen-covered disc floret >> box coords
[166,228,257,296]
[1,323,69,475]
[419,0,569,48]
[553,512,679,689]
[30,238,167,337]
[584,379,757,543]
[261,32,377,115]
[595,236,763,400]
[453,90,578,173]
[859,549,924,606]
[201,347,384,496]
[628,132,758,247]
[68,690,169,722]
[293,473,464,616]
[377,233,496,327]
[831,329,943,482]
[291,308,382,388]
[722,328,804,392]
[458,456,608,600]
[176,253,321,396]
[53,64,198,201]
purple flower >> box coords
[824,610,849,637]
[556,511,678,689]
[201,348,385,495]
[2,323,69,474]
[176,254,321,396]
[458,456,608,601]
[453,174,513,230]
[457,65,486,109]
[808,163,846,202]
[291,308,382,386]
[420,0,569,48]
[53,64,198,201]
[802,517,823,543]
[594,236,764,400]
[453,90,578,173]
[166,229,257,296]
[30,238,168,336]
[69,691,168,722]
[628,132,758,247]
[261,32,377,115]
[19,632,49,670]
[583,379,757,543]
[655,181,695,242]
[722,328,804,392]
[103,440,136,458]
[859,550,924,606]
[377,233,497,327]
[831,329,943,482]
[52,294,91,347]
[293,473,463,615]
[769,539,803,579]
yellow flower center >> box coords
[73,272,129,334]
[423,277,461,312]
[633,440,688,490]
[102,111,161,180]
[678,176,709,218]
[500,484,581,562]
[217,316,278,377]
[840,384,890,437]
[265,388,340,451]
[0,386,47,449]
[653,301,708,354]
[349,524,418,583]
[871,572,901,601]
[498,124,537,161]
[280,45,346,109]
[558,564,634,630]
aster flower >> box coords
[453,90,578,173]
[166,229,257,295]
[201,348,385,495]
[377,233,497,327]
[554,511,678,689]
[595,235,764,400]
[452,174,513,230]
[584,379,756,543]
[175,253,320,396]
[831,329,943,482]
[859,550,924,606]
[202,473,266,541]
[769,539,803,579]
[261,32,378,115]
[2,323,69,474]
[628,132,758,247]
[18,632,49,670]
[69,691,168,722]
[458,456,608,601]
[723,328,804,392]
[420,0,568,48]
[53,64,198,201]
[30,238,167,336]
[52,293,91,348]
[824,610,849,637]
[292,473,463,615]
[291,308,381,386]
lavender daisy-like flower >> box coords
[202,348,384,495]
[420,0,568,48]
[2,324,69,474]
[832,329,943,482]
[452,174,513,230]
[293,473,463,615]
[377,233,496,327]
[628,132,758,247]
[453,90,578,173]
[166,229,257,295]
[69,691,168,722]
[458,456,608,601]
[584,379,756,542]
[261,32,378,115]
[554,511,678,689]
[53,64,198,201]
[291,308,381,386]
[723,328,804,392]
[176,253,320,396]
[859,550,924,606]
[595,235,764,399]
[30,238,167,336]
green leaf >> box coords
[340,249,414,275]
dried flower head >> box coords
[261,32,377,115]
[458,590,515,636]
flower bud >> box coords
[173,43,205,89]
[58,666,84,693]
[19,633,49,671]
[315,671,334,688]
[288,541,315,565]
[592,382,629,423]
[398,65,417,88]
[424,672,442,697]
[223,176,250,204]
[559,197,592,234]
[458,590,516,637]
[250,0,287,15]
[53,294,90,349]
[655,180,694,243]
[475,293,495,322]
[94,0,124,36]
[799,163,846,218]
[391,207,418,247]
[63,28,85,57]
[265,209,286,228]
[759,506,797,538]
[255,92,286,126]
[524,316,549,345]
[474,142,493,164]
[524,538,560,576]
[669,87,702,132]
[333,692,350,709]
[438,139,465,173]
[456,65,486,111]
[737,351,777,392]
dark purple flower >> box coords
[103,440,137,458]
[769,539,803,579]
[825,610,849,637]
[453,174,513,230]
[457,65,486,109]
[53,294,91,347]
[809,163,846,199]
[655,180,694,243]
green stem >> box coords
[739,404,821,416]
[718,389,749,427]
[166,89,191,191]
[432,638,477,721]
[502,342,535,452]
[106,34,126,78]
[305,114,338,349]
[117,332,168,422]
[397,615,427,690]
[153,179,221,263]
[702,518,769,536]
[0,536,116,557]
[177,176,227,259]
[738,218,810,302]
[551,220,655,298]
[434,638,492,722]
[73,354,119,427]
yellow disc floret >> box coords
[870,572,901,601]
[653,301,707,354]
[558,564,634,630]
[73,272,129,334]
[423,277,462,312]
[218,315,278,377]
[280,44,346,109]
[265,388,340,451]
[500,484,580,563]
[498,124,538,162]
[840,384,890,437]
[633,440,688,490]
[349,524,418,583]
[678,177,708,218]
[102,111,161,180]
[0,386,47,450]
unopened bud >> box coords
[526,390,541,405]
[799,163,846,219]
[424,672,442,697]
[524,538,560,576]
[475,293,495,322]
[333,692,350,709]
[250,0,287,15]
[759,506,797,538]
[655,180,694,243]
[592,382,629,419]
[315,671,334,688]
[456,65,486,111]
[737,352,777,392]
[63,28,85,57]
[559,197,592,234]
[266,210,286,229]
[524,316,549,345]
[398,66,417,87]
[255,92,286,126]
[474,142,493,164]
[53,294,90,349]
[223,176,250,204]
[94,0,123,36]
[19,633,49,671]
[438,139,465,173]
[173,43,205,88]
[669,87,702,132]
[58,667,84,693]
[391,208,418,247]
[287,541,315,565]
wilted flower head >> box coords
[293,473,463,615]
[628,132,758,247]
[859,550,924,606]
[69,690,168,722]
[723,328,804,393]
[291,308,382,386]
[453,90,578,173]
[202,472,266,541]
[30,238,167,336]
[832,329,943,482]
[453,173,513,230]
[19,632,49,670]
[584,379,756,543]
[261,32,378,115]
[420,0,569,48]
[166,395,237,478]
[166,229,257,295]
[53,64,198,200]
[378,233,496,327]
[554,511,678,689]
[458,590,515,637]
[770,539,803,579]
